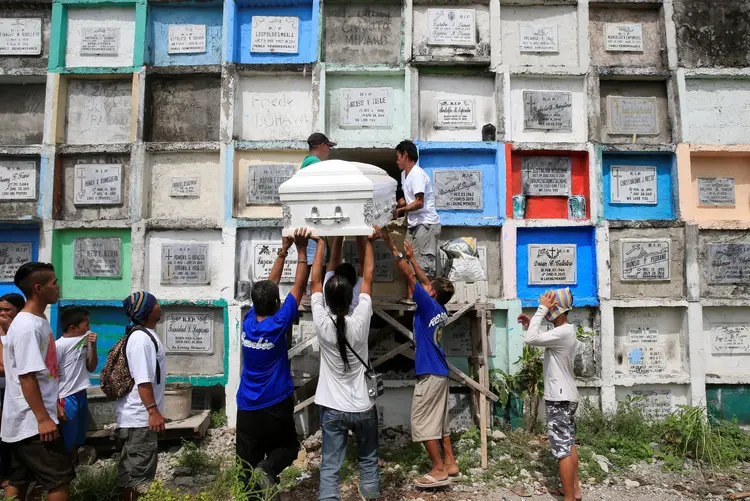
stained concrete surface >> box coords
[589,5,665,68]
[598,80,671,145]
[60,154,130,221]
[146,75,221,142]
[64,79,132,145]
[0,83,45,145]
[154,306,224,376]
[674,0,750,68]
[0,156,38,220]
[698,230,750,300]
[0,5,51,73]
[324,3,402,65]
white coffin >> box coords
[279,160,397,236]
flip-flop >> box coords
[414,474,452,489]
[448,472,461,478]
[548,488,582,501]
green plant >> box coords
[514,345,544,433]
[71,461,120,501]
[201,458,284,501]
[575,324,596,341]
[210,409,228,429]
[178,440,221,472]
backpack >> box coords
[100,327,162,399]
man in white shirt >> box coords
[2,262,74,501]
[517,288,581,501]
[116,292,167,501]
[393,140,441,301]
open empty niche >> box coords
[0,83,46,145]
[146,74,221,142]
[63,78,133,145]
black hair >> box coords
[251,280,281,317]
[13,262,55,299]
[395,140,419,163]
[334,263,357,287]
[324,274,354,372]
[61,307,90,332]
[0,293,25,311]
[431,277,455,306]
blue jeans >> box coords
[319,406,379,501]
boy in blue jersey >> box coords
[236,228,313,496]
[378,226,458,489]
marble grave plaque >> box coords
[433,170,482,210]
[519,24,558,53]
[605,23,643,52]
[170,177,200,198]
[165,312,213,354]
[443,316,472,356]
[79,27,120,56]
[0,242,32,282]
[74,164,122,205]
[628,326,659,344]
[161,243,210,285]
[523,91,572,131]
[0,18,42,55]
[708,243,750,285]
[698,177,735,207]
[252,241,299,283]
[0,160,36,200]
[610,165,657,204]
[607,96,658,136]
[427,9,476,47]
[631,390,672,420]
[710,324,750,355]
[73,237,121,278]
[521,156,572,196]
[168,24,206,54]
[343,240,394,282]
[340,87,392,127]
[251,16,299,54]
[621,239,670,281]
[247,164,295,205]
[627,344,666,374]
[528,244,577,285]
[435,99,475,129]
[448,393,473,430]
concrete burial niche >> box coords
[417,74,496,142]
[58,153,130,221]
[412,3,490,64]
[598,80,671,145]
[499,3,579,70]
[0,82,46,145]
[233,150,304,220]
[62,6,139,70]
[0,156,40,219]
[609,227,685,299]
[682,152,750,224]
[703,307,750,378]
[231,0,318,64]
[698,230,750,300]
[673,0,750,68]
[508,76,586,143]
[507,150,589,220]
[146,151,222,222]
[683,79,750,145]
[615,384,689,421]
[602,152,675,221]
[145,230,225,300]
[325,1,401,65]
[516,227,597,306]
[62,77,133,145]
[707,385,750,425]
[326,73,408,146]
[234,72,313,142]
[588,4,665,68]
[438,226,502,297]
[0,3,52,74]
[155,305,226,379]
[145,74,221,142]
[0,225,39,296]
[147,3,223,67]
[613,307,687,378]
[51,228,132,300]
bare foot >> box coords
[425,468,448,482]
[444,461,460,476]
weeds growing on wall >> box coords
[178,440,221,472]
[71,460,120,501]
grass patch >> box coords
[210,409,228,429]
[71,460,120,501]
[178,441,221,472]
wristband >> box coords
[146,403,158,411]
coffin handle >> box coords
[305,206,350,225]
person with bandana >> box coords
[115,292,166,501]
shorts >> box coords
[7,434,75,492]
[411,374,450,442]
[406,224,441,278]
[116,427,158,490]
[546,400,578,459]
[60,389,89,453]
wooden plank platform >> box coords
[86,410,211,445]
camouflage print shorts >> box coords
[546,401,578,460]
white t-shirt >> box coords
[323,271,363,315]
[312,292,374,413]
[401,165,440,228]
[115,329,166,429]
[56,334,93,399]
[1,313,60,443]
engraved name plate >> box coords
[610,165,657,204]
[627,344,666,374]
[522,156,572,196]
[708,243,750,285]
[435,99,475,129]
[710,324,750,355]
[607,96,658,136]
[523,90,572,131]
[73,164,122,205]
[698,177,735,207]
[0,18,42,55]
[251,16,299,54]
[252,241,299,283]
[79,27,120,56]
[168,24,206,54]
[427,8,476,47]
[340,87,392,127]
[0,160,37,200]
[247,164,295,205]
[73,237,121,278]
[621,239,670,281]
[528,244,577,285]
[165,312,213,354]
[343,240,394,282]
[170,177,200,198]
[628,326,658,344]
[433,170,482,210]
[0,242,32,282]
[605,23,643,52]
[161,243,210,285]
[519,23,558,53]
[631,390,671,420]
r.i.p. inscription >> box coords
[433,170,482,210]
[161,243,210,285]
[523,91,572,131]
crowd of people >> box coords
[0,136,582,501]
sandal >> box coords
[414,474,452,489]
[548,487,582,501]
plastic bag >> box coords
[440,237,479,258]
[447,254,487,282]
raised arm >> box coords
[268,235,294,284]
[327,236,344,274]
[288,228,312,304]
[310,233,327,294]
[360,230,376,297]
[404,240,431,288]
[378,225,417,291]
[523,292,567,348]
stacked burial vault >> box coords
[1,0,750,431]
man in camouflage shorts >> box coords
[518,288,582,501]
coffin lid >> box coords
[279,160,396,195]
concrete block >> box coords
[614,384,689,420]
[65,7,136,69]
[598,80,671,145]
[64,78,132,145]
[233,150,305,220]
[698,230,750,299]
[413,5,491,64]
[685,154,750,224]
[0,83,46,145]
[325,3,401,65]
[613,307,687,377]
[589,5,666,68]
[500,4,579,69]
[147,4,223,67]
[0,156,39,219]
[146,75,221,142]
[0,4,51,74]
[683,79,750,145]
[60,154,130,221]
[155,305,225,377]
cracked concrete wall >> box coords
[64,79,132,145]
[324,2,402,65]
[0,83,45,145]
[589,5,665,68]
[699,230,750,300]
[598,80,671,145]
[683,79,750,145]
[61,154,130,221]
[146,75,221,142]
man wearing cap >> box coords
[517,288,582,501]
[301,133,336,169]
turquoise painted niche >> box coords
[147,3,223,67]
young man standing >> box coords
[2,262,74,501]
[393,140,441,301]
[379,226,458,489]
[517,288,581,501]
[56,307,98,462]
[116,292,166,501]
[236,228,312,496]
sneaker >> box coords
[254,468,280,501]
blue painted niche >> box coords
[147,3,224,67]
[602,152,676,221]
[0,225,40,297]
[516,227,598,307]
[415,142,505,226]
[226,0,320,64]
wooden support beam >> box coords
[478,309,489,469]
[287,336,317,359]
[445,302,475,327]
